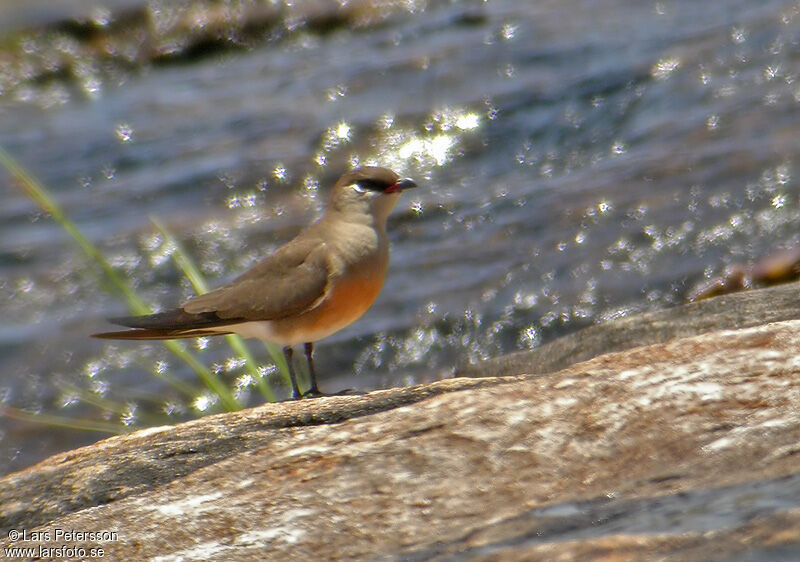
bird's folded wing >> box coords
[183,238,331,321]
[92,309,234,339]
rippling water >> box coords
[2,0,800,473]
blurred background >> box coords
[2,0,800,475]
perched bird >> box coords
[93,166,417,399]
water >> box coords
[2,0,800,476]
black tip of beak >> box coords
[396,178,417,190]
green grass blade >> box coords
[55,381,129,414]
[0,405,125,434]
[151,217,292,400]
[0,145,146,312]
[0,145,241,411]
[55,381,170,427]
[177,347,240,410]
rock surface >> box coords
[3,284,800,560]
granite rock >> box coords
[2,284,800,560]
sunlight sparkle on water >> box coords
[60,391,79,408]
[500,23,517,41]
[91,379,109,396]
[399,134,455,166]
[321,121,353,151]
[303,175,320,195]
[82,75,102,99]
[193,393,216,412]
[258,364,278,379]
[399,137,424,159]
[430,135,454,164]
[519,325,539,347]
[651,56,681,80]
[120,403,138,426]
[455,113,480,130]
[731,27,748,44]
[235,374,255,391]
[163,401,184,416]
[370,106,481,168]
[764,65,781,81]
[225,357,246,372]
[115,123,134,143]
[148,240,176,267]
[336,122,351,140]
[325,83,347,101]
[273,164,288,182]
[378,113,395,129]
[90,6,111,26]
[84,360,104,378]
[777,165,791,184]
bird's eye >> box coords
[352,183,367,194]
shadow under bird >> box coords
[93,166,417,399]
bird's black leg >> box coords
[303,341,323,397]
[283,346,302,400]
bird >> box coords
[93,166,417,399]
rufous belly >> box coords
[222,264,387,346]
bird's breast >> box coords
[235,244,390,346]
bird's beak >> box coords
[385,178,417,194]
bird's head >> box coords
[328,166,417,224]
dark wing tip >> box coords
[106,315,151,329]
[92,329,162,340]
[91,327,232,340]
[93,309,243,341]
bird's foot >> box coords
[301,386,325,399]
